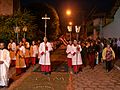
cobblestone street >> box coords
[72,64,120,90]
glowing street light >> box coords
[69,21,72,25]
[66,9,71,16]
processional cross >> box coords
[42,14,50,37]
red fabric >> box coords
[25,58,30,67]
[41,52,44,55]
[16,68,22,75]
[67,52,71,54]
[10,60,16,67]
[16,68,26,75]
[73,65,80,72]
[31,57,36,65]
[73,52,76,56]
[77,48,80,51]
[106,50,113,61]
[67,58,72,67]
[88,54,95,68]
[41,65,51,72]
[46,46,48,51]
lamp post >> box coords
[75,26,81,41]
[23,26,27,38]
[14,26,20,43]
[67,25,72,41]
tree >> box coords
[0,9,37,43]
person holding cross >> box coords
[39,37,53,75]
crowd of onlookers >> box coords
[66,37,119,74]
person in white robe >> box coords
[66,41,73,71]
[39,37,53,75]
[0,42,10,87]
[71,40,83,74]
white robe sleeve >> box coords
[79,45,82,52]
[66,45,69,54]
[3,50,11,68]
[39,43,43,54]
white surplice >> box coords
[0,49,10,86]
[66,44,73,58]
[71,44,83,65]
[39,42,53,65]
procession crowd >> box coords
[0,36,120,87]
[66,38,117,74]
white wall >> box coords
[101,7,120,39]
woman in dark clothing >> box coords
[81,42,88,67]
[94,41,100,64]
[87,42,96,69]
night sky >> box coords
[21,0,116,25]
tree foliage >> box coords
[28,3,61,41]
[0,9,37,43]
[0,4,61,43]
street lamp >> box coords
[67,25,72,41]
[23,26,27,38]
[66,9,71,16]
[75,25,81,41]
[69,21,72,25]
[14,26,20,43]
